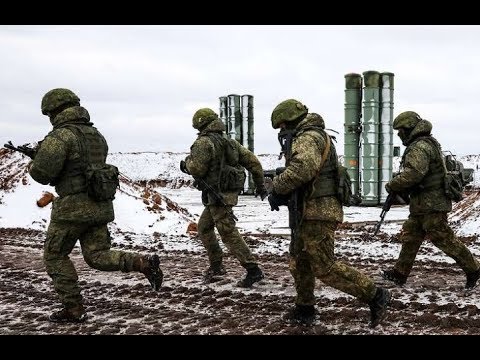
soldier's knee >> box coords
[198,221,214,236]
[430,233,450,248]
[43,259,57,275]
[43,245,63,265]
[216,220,236,236]
[312,260,335,278]
[83,251,103,269]
[400,234,423,245]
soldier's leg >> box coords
[289,253,315,306]
[302,220,376,303]
[392,215,425,277]
[283,253,316,325]
[80,224,162,290]
[211,205,263,287]
[211,205,257,267]
[426,213,480,274]
[80,224,138,271]
[303,220,390,327]
[44,221,85,309]
[197,206,223,266]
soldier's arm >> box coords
[29,130,70,185]
[185,137,212,178]
[237,145,264,188]
[273,132,323,195]
[388,144,429,192]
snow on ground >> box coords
[2,150,480,334]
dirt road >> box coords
[1,227,480,335]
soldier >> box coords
[29,88,163,323]
[268,99,390,328]
[382,111,480,288]
[181,108,267,287]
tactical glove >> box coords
[268,191,289,211]
[385,183,392,194]
[180,160,190,174]
[255,185,269,201]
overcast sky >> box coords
[1,25,479,156]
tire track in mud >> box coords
[1,228,480,334]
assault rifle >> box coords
[263,167,286,180]
[180,160,238,222]
[275,129,303,255]
[3,141,38,159]
[372,192,397,236]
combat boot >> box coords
[368,287,391,328]
[283,304,316,326]
[49,304,87,323]
[203,262,226,284]
[140,254,163,291]
[382,268,407,286]
[237,265,264,288]
[465,268,480,289]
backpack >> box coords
[318,133,361,206]
[65,125,119,201]
[337,164,362,206]
[218,137,246,192]
[418,136,471,203]
[443,154,470,202]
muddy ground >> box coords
[1,227,480,335]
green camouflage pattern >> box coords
[272,113,343,222]
[393,213,480,276]
[271,111,376,305]
[41,88,80,115]
[271,99,308,129]
[185,118,265,206]
[31,103,148,310]
[30,106,114,223]
[290,220,376,304]
[185,117,264,269]
[387,119,451,215]
[197,205,258,269]
[44,221,143,308]
[192,108,218,130]
[393,111,421,130]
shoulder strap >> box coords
[295,125,331,167]
[60,124,90,169]
[320,133,331,169]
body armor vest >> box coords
[402,136,444,192]
[299,127,338,199]
[54,124,108,197]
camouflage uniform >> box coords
[184,108,265,286]
[272,113,377,304]
[270,99,389,327]
[384,112,480,286]
[30,89,162,321]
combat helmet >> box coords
[41,88,80,116]
[192,108,218,130]
[393,111,421,130]
[271,99,308,129]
